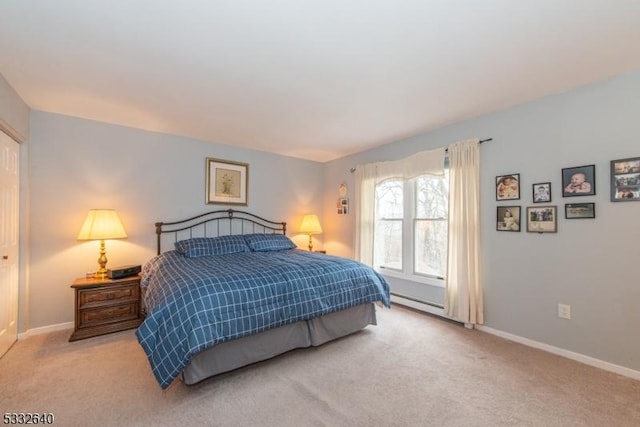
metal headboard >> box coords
[155,209,287,255]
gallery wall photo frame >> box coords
[337,197,349,215]
[526,206,557,233]
[496,173,520,201]
[532,182,551,203]
[496,206,521,232]
[610,156,640,202]
[205,158,249,205]
[562,164,595,197]
[565,203,595,219]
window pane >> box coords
[416,173,448,219]
[376,179,403,219]
[375,219,402,270]
[415,219,447,277]
[375,179,403,269]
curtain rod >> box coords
[349,137,492,173]
[447,137,492,151]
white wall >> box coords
[27,112,324,329]
[323,69,640,373]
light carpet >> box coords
[1,305,639,426]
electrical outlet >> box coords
[558,304,571,320]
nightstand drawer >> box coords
[78,284,139,308]
[70,276,143,341]
[78,303,140,328]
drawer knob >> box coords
[106,293,116,300]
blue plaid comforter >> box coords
[135,249,390,388]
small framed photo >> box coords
[532,182,551,203]
[337,197,349,215]
[206,158,249,205]
[562,165,595,197]
[496,173,520,201]
[496,206,521,232]
[526,206,557,233]
[565,203,595,219]
[610,157,640,202]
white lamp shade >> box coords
[77,209,128,240]
[299,214,322,234]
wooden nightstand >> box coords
[69,275,143,342]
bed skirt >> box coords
[181,303,377,385]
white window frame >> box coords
[375,174,448,289]
[375,178,404,272]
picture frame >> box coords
[496,206,521,232]
[496,173,520,201]
[337,197,349,215]
[565,203,595,219]
[610,157,640,202]
[562,165,595,197]
[205,158,249,205]
[532,182,551,203]
[526,206,557,233]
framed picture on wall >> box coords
[562,165,595,197]
[565,203,595,219]
[205,158,249,205]
[496,206,521,232]
[610,157,640,202]
[337,197,349,215]
[532,182,551,203]
[526,206,557,233]
[496,173,520,201]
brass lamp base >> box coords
[307,234,313,252]
[94,239,108,279]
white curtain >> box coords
[354,147,445,265]
[354,164,378,266]
[444,138,483,327]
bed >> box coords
[135,209,390,388]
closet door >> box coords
[0,130,19,357]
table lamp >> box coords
[299,214,322,252]
[77,209,128,279]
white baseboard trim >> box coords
[476,325,640,381]
[18,322,73,340]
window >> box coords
[374,179,403,270]
[374,170,449,282]
[415,173,449,278]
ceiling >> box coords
[1,1,640,162]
